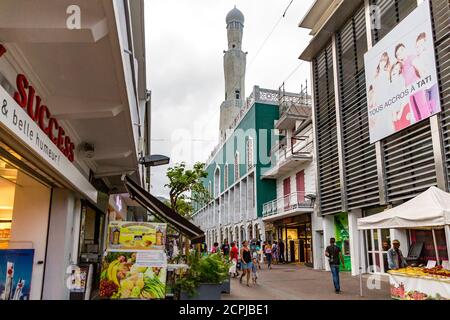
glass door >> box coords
[365,229,391,273]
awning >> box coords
[123,175,205,244]
[357,187,450,230]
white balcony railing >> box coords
[262,192,314,218]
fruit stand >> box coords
[388,266,450,300]
[358,187,450,300]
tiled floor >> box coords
[222,263,391,300]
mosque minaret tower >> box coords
[220,6,247,136]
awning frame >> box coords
[123,175,205,244]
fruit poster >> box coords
[100,251,167,299]
[390,274,450,300]
[0,249,34,300]
[107,222,167,250]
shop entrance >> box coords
[363,207,390,274]
[0,149,52,300]
[275,214,313,266]
[365,228,391,274]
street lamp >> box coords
[139,154,170,167]
[305,194,316,207]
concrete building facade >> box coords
[299,0,450,275]
[0,0,149,299]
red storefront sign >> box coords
[13,74,75,162]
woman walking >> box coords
[229,242,240,278]
[239,241,253,287]
[264,241,273,269]
[255,241,262,270]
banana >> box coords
[107,260,119,282]
[111,264,120,286]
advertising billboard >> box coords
[0,249,34,300]
[106,222,167,250]
[364,0,441,143]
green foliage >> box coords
[165,162,211,216]
[164,197,193,218]
[175,251,230,297]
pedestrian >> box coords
[221,239,230,257]
[211,242,219,253]
[325,237,345,294]
[168,240,174,259]
[387,239,408,270]
[230,242,240,277]
[279,240,285,263]
[257,241,263,268]
[250,240,256,254]
[239,240,253,287]
[255,241,262,270]
[264,241,273,269]
[251,257,258,284]
[272,241,278,264]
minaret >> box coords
[220,6,247,137]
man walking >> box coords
[325,238,345,294]
[278,240,285,263]
[221,239,230,257]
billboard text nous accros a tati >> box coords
[364,0,441,144]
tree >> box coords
[165,162,211,217]
[163,197,193,218]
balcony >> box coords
[262,192,315,222]
[262,135,313,179]
[275,86,312,130]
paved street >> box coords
[223,263,390,300]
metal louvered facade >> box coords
[312,44,341,215]
[372,0,438,203]
[434,0,450,189]
[306,0,450,215]
[336,6,379,210]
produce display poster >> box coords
[107,222,167,250]
[100,251,167,299]
[0,249,34,300]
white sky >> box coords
[145,0,314,198]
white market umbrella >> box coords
[358,186,450,230]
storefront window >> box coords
[0,152,51,299]
[409,229,448,263]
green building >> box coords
[193,86,304,248]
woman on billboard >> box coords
[369,52,395,141]
[413,32,438,114]
[389,62,413,131]
[394,42,431,122]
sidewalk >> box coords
[223,263,391,300]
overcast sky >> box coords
[145,0,314,198]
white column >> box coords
[445,226,450,263]
[348,209,364,276]
[323,215,336,271]
[43,189,77,300]
[260,221,266,242]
